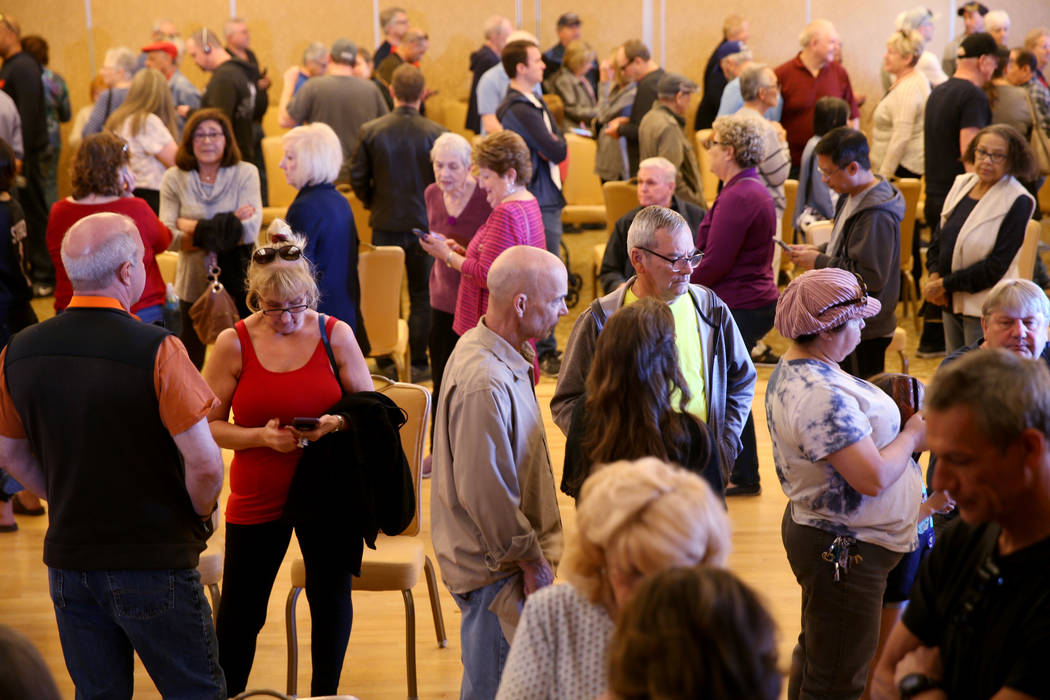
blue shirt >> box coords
[476,64,543,135]
[716,77,782,122]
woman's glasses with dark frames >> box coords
[252,245,303,265]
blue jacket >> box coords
[496,89,567,209]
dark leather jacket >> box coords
[349,106,447,231]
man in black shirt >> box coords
[870,349,1050,700]
[0,15,52,294]
[603,39,665,177]
[185,28,258,164]
[224,17,270,205]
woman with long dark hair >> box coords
[562,297,722,501]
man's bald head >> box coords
[61,213,142,292]
[488,246,563,305]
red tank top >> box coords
[225,316,343,525]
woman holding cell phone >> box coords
[201,220,372,697]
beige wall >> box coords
[6,0,1049,199]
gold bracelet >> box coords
[446,249,455,266]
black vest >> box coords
[5,307,207,569]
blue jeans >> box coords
[49,567,225,699]
[450,577,512,700]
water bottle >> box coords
[164,283,182,336]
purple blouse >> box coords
[424,182,493,313]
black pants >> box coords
[428,308,459,439]
[840,336,892,380]
[14,151,54,285]
[216,519,354,696]
[729,303,776,486]
[177,246,251,369]
[372,230,433,368]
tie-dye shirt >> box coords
[765,358,921,553]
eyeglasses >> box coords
[252,245,303,264]
[260,303,309,317]
[701,136,724,149]
[818,163,844,179]
[974,148,1007,164]
[817,273,868,316]
[193,130,225,142]
[637,246,704,273]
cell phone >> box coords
[292,417,319,431]
[411,228,430,240]
[569,126,593,138]
[774,238,792,251]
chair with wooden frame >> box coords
[358,245,410,382]
[261,135,298,228]
[562,133,607,226]
[693,129,719,208]
[284,376,445,700]
[896,178,922,329]
[1017,219,1043,281]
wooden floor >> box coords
[2,222,1037,699]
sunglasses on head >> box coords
[252,245,303,265]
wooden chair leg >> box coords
[424,556,447,647]
[207,583,221,626]
[402,589,418,700]
[285,585,303,696]
[899,350,909,375]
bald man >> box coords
[431,245,566,699]
[0,212,226,698]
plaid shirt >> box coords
[1026,76,1050,138]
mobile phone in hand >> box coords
[411,228,430,241]
[292,417,319,431]
[774,238,792,251]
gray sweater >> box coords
[159,162,262,302]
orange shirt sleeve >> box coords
[0,347,26,439]
[154,336,220,435]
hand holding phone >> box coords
[291,417,319,431]
[774,238,792,251]
[411,228,430,241]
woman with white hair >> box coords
[420,132,491,453]
[985,10,1010,46]
[280,122,369,352]
[871,29,930,180]
[496,457,731,700]
[82,47,136,135]
[894,7,947,87]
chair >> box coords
[261,135,298,227]
[693,129,719,208]
[806,220,833,248]
[592,243,606,298]
[336,185,373,246]
[896,178,922,329]
[887,326,909,375]
[156,251,178,285]
[1017,219,1043,281]
[198,510,224,625]
[562,133,606,226]
[358,245,410,382]
[1039,177,1050,216]
[285,377,446,700]
[439,98,472,140]
[601,180,638,231]
[782,179,798,244]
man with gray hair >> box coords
[639,73,705,208]
[775,19,860,168]
[941,278,1050,365]
[599,156,706,293]
[737,63,790,231]
[280,41,328,99]
[554,206,755,480]
[374,6,409,67]
[871,348,1050,700]
[717,47,783,120]
[466,15,513,133]
[0,212,226,698]
[278,38,389,183]
[431,245,566,699]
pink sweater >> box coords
[452,198,545,335]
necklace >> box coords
[199,170,218,184]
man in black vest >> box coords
[0,212,227,698]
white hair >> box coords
[483,15,511,40]
[302,41,328,65]
[430,132,472,167]
[281,123,343,188]
[626,206,689,252]
[103,47,137,78]
[61,217,139,291]
[638,157,676,183]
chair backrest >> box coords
[262,135,299,209]
[602,180,639,229]
[782,179,798,242]
[373,375,431,537]
[563,133,604,207]
[807,220,833,248]
[1017,219,1042,280]
[693,129,719,208]
[156,250,177,285]
[1040,175,1050,216]
[338,186,373,246]
[440,98,473,139]
[542,93,565,129]
[896,178,922,272]
[358,244,405,355]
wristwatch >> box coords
[898,673,941,698]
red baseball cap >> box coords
[141,41,177,60]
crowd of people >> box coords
[0,4,1049,700]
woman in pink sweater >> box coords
[420,130,545,335]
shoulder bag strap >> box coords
[318,313,345,393]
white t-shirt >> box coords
[115,113,175,191]
[765,358,921,553]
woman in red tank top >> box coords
[201,222,372,696]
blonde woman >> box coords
[496,458,731,700]
[870,30,930,180]
[105,68,178,213]
[547,40,598,126]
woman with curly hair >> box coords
[562,297,722,501]
[104,68,178,214]
[694,112,778,496]
[496,457,730,700]
[45,132,171,322]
